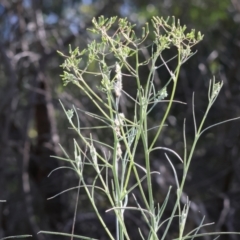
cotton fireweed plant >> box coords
[38,16,240,240]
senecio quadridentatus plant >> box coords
[38,16,240,240]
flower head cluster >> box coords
[114,62,122,98]
[114,113,125,137]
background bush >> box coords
[0,1,240,239]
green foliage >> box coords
[42,16,240,240]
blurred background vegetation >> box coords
[0,0,240,239]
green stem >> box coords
[149,51,182,151]
[161,94,216,240]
